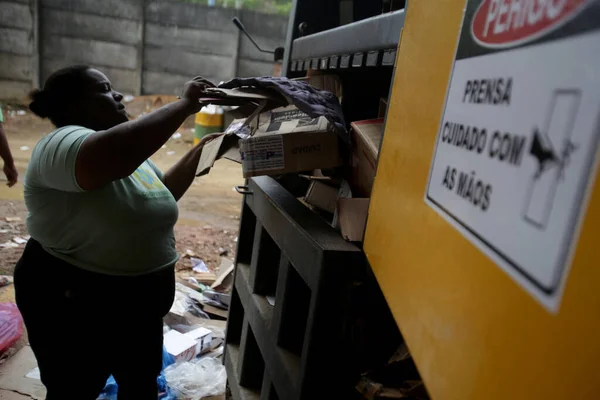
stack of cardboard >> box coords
[196,86,343,179]
[300,118,385,244]
[195,77,386,245]
[350,118,385,197]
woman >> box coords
[0,104,18,186]
[15,65,219,399]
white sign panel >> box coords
[426,0,600,311]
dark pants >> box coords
[14,239,175,400]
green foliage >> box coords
[175,0,292,16]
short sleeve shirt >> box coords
[24,126,179,276]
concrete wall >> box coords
[0,0,288,100]
[143,1,287,95]
[40,0,144,96]
[0,0,38,100]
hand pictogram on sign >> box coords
[523,90,581,230]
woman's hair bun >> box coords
[28,89,50,119]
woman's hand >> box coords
[181,77,216,113]
[3,162,17,187]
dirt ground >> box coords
[0,97,245,276]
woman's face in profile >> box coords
[76,69,129,130]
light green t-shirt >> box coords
[0,106,4,123]
[24,126,179,276]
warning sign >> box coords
[425,0,600,311]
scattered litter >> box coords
[201,296,226,311]
[16,110,26,116]
[233,237,238,243]
[191,258,209,273]
[164,357,227,399]
[166,151,176,156]
[169,283,210,322]
[123,95,135,103]
[161,145,167,149]
[211,263,234,292]
[202,225,212,230]
[19,146,29,151]
[218,247,228,256]
[188,277,201,287]
[0,276,13,288]
[200,345,224,360]
[184,327,213,356]
[0,242,19,249]
[12,237,27,245]
[5,217,21,223]
[0,230,9,234]
[203,290,230,309]
[201,304,228,320]
[184,249,196,258]
[25,367,40,380]
[266,295,276,306]
[171,132,182,140]
[186,270,216,285]
[164,330,198,363]
[0,303,23,353]
[176,283,206,304]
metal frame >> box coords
[225,176,363,400]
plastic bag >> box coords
[0,303,23,353]
[98,346,176,400]
[164,357,227,400]
[172,284,210,320]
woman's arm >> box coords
[76,78,210,191]
[0,123,18,187]
[162,133,222,201]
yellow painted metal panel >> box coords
[364,1,600,399]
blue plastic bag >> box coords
[98,346,176,400]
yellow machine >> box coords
[365,0,600,399]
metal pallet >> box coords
[225,176,364,400]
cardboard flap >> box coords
[204,87,288,110]
[205,87,274,100]
[195,101,267,177]
[196,135,242,176]
[351,119,385,155]
[196,135,227,177]
[338,198,370,242]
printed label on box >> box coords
[241,135,285,172]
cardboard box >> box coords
[164,330,198,363]
[184,327,213,356]
[350,119,385,197]
[304,180,340,213]
[197,105,342,178]
[338,198,370,242]
[240,106,342,178]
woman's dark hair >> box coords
[29,65,91,126]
